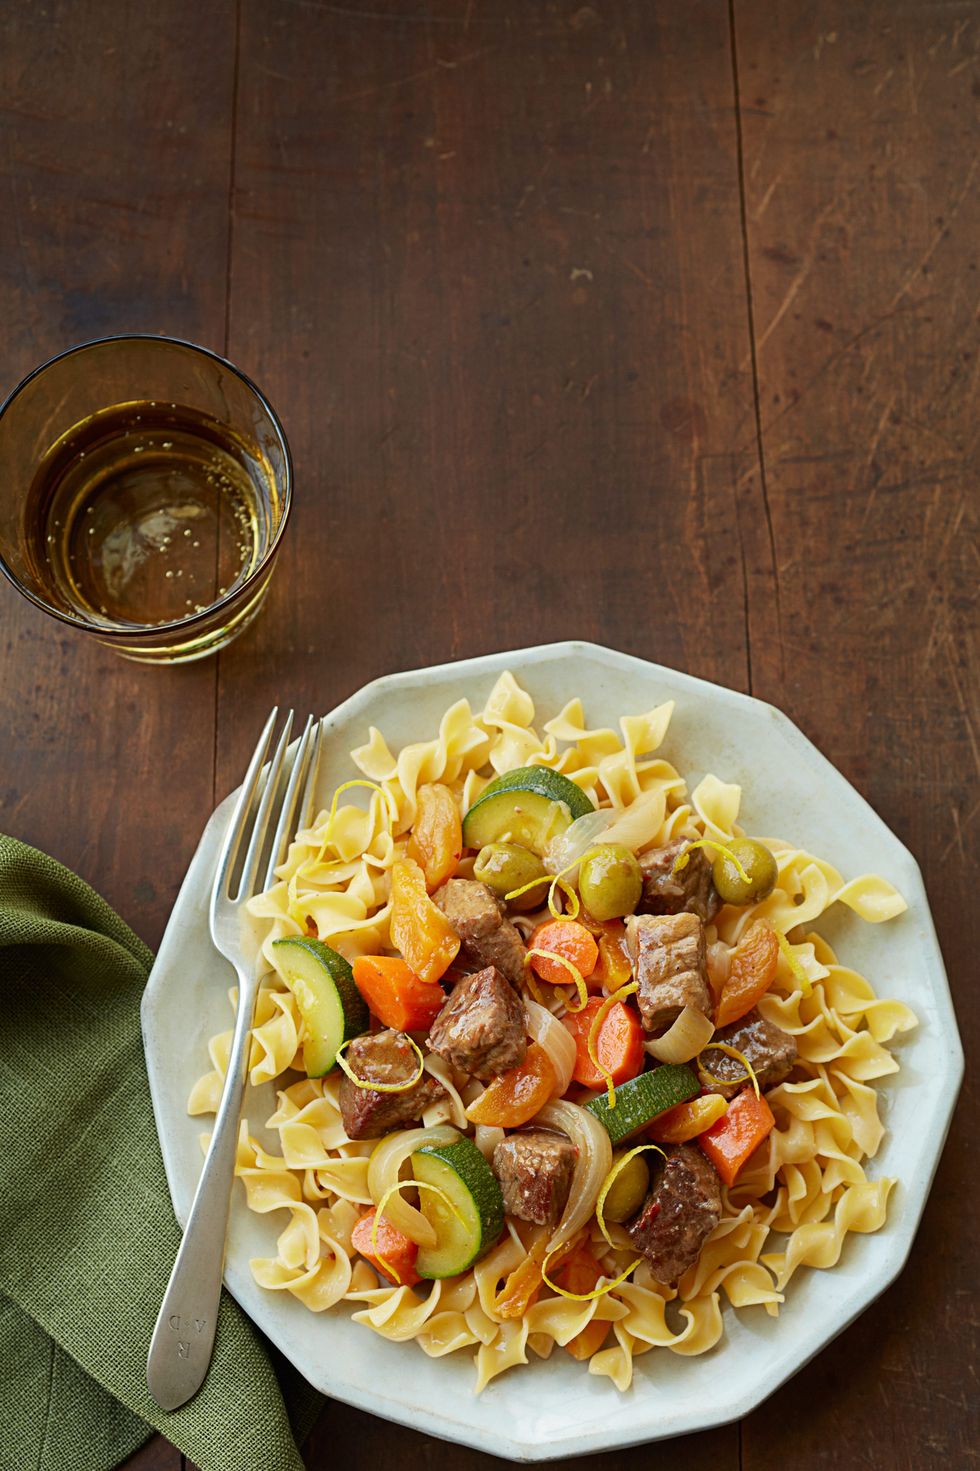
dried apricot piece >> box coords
[715,920,779,1028]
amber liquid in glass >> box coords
[23,400,278,627]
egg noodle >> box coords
[188,673,916,1391]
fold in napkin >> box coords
[0,835,323,1471]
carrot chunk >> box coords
[528,919,598,985]
[698,1087,775,1186]
[562,996,644,1089]
[351,1208,421,1287]
[352,955,446,1032]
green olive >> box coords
[712,837,778,906]
[578,843,643,920]
[602,1152,650,1223]
[474,842,548,910]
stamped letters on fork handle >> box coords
[167,1312,207,1358]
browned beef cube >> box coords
[627,1143,722,1283]
[339,1029,445,1140]
[639,840,720,923]
[627,912,712,1033]
[433,878,527,988]
[701,1007,797,1099]
[492,1129,576,1228]
[428,964,527,1081]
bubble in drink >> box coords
[24,401,275,627]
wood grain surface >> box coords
[0,3,975,1470]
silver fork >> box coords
[146,707,322,1411]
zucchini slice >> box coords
[271,937,369,1077]
[585,1064,700,1146]
[462,766,595,856]
[412,1137,505,1278]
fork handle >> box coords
[147,965,260,1410]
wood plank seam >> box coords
[213,0,246,812]
[727,0,785,697]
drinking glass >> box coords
[0,335,292,663]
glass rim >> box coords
[0,332,293,637]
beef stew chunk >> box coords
[626,1143,722,1283]
[638,840,720,923]
[339,1029,445,1140]
[701,1007,797,1099]
[434,878,527,989]
[627,911,712,1033]
[428,964,527,1081]
[492,1129,576,1228]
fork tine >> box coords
[298,716,324,830]
[235,709,295,901]
[260,714,315,893]
[211,706,278,905]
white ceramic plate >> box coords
[142,642,962,1458]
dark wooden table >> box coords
[2,2,976,1468]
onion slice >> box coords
[544,810,615,876]
[543,789,670,878]
[600,788,668,854]
[366,1123,458,1246]
[525,999,576,1096]
[473,1123,504,1161]
[372,1178,462,1282]
[534,1099,613,1253]
[644,1005,715,1064]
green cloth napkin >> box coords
[0,835,323,1471]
